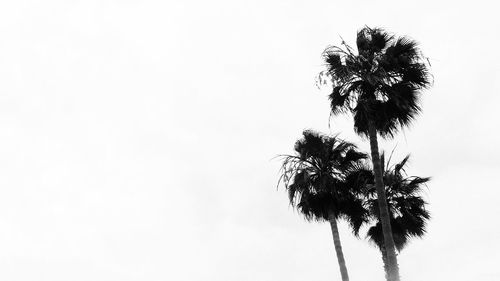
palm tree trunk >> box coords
[380,244,389,280]
[328,212,349,281]
[367,122,400,281]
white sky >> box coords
[0,0,499,280]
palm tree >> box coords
[354,154,430,278]
[320,26,431,281]
[278,130,369,281]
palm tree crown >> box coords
[278,130,369,233]
[345,152,430,252]
[322,26,431,138]
[364,154,431,251]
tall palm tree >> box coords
[321,26,431,281]
[361,154,430,278]
[278,130,369,281]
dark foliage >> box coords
[363,154,431,251]
[278,130,370,235]
[322,26,431,138]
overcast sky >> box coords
[0,0,499,280]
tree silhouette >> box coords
[321,26,431,281]
[278,130,369,281]
[359,154,431,278]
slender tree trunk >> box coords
[380,244,389,280]
[328,212,349,281]
[367,122,400,281]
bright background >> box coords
[0,1,498,280]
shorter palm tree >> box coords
[278,130,369,281]
[359,154,431,277]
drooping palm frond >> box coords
[367,219,409,252]
[336,194,369,236]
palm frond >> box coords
[390,37,420,62]
[394,155,410,174]
[329,86,350,115]
[401,63,431,88]
[339,149,368,171]
[338,196,370,236]
[356,27,372,54]
[370,28,394,52]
